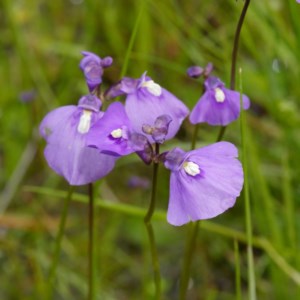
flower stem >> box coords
[234,239,242,300]
[88,183,96,300]
[179,221,200,300]
[190,124,199,150]
[47,185,74,300]
[239,69,256,300]
[179,124,200,299]
[216,126,227,142]
[144,143,161,299]
[230,0,251,90]
[120,0,144,78]
[217,0,251,141]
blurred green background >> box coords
[1,0,300,299]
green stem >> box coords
[239,69,256,300]
[216,126,227,142]
[47,185,74,300]
[120,1,145,78]
[179,122,200,299]
[230,0,251,90]
[234,239,242,300]
[179,221,200,300]
[144,143,161,299]
[217,0,251,142]
[88,183,96,300]
[190,124,199,150]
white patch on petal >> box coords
[77,110,92,134]
[142,80,162,96]
[183,161,200,176]
[111,128,123,139]
[214,88,225,103]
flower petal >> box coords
[39,106,77,142]
[40,106,116,185]
[167,173,191,226]
[87,102,133,156]
[189,76,250,126]
[125,87,189,142]
[166,142,243,225]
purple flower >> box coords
[164,142,244,226]
[39,94,116,185]
[79,51,113,92]
[187,63,213,79]
[187,66,204,78]
[87,101,134,157]
[189,76,250,126]
[108,73,189,143]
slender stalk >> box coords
[47,185,74,300]
[179,221,199,300]
[179,124,200,299]
[180,2,251,298]
[239,69,256,300]
[230,0,251,90]
[234,239,242,300]
[190,124,199,150]
[120,1,145,78]
[217,0,251,141]
[216,126,227,142]
[144,143,161,299]
[88,183,96,300]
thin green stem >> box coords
[47,185,74,300]
[234,239,242,300]
[217,0,251,141]
[190,124,199,150]
[179,122,200,299]
[216,126,227,142]
[120,1,145,78]
[230,0,251,90]
[88,183,96,300]
[144,143,161,299]
[239,69,256,300]
[179,221,200,300]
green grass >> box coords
[1,0,300,299]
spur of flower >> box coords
[39,94,116,185]
[189,76,250,126]
[106,72,189,143]
[163,142,244,226]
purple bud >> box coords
[128,133,153,164]
[101,56,113,68]
[77,94,102,112]
[187,66,204,78]
[128,133,149,151]
[142,124,153,135]
[152,115,172,144]
[79,51,113,92]
[104,77,139,100]
[203,62,214,77]
[142,115,172,144]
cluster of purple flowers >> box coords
[40,52,249,226]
